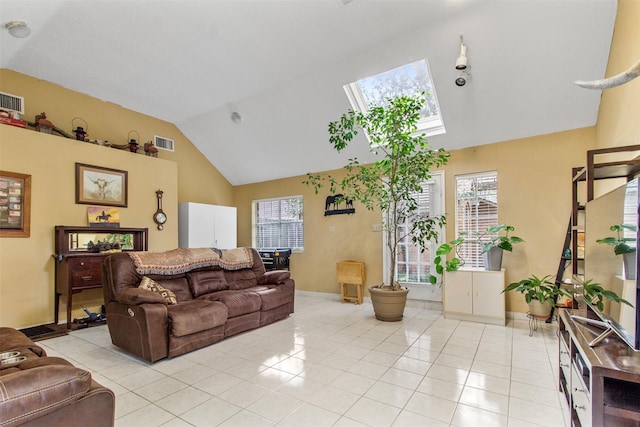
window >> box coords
[343,59,445,137]
[253,196,303,251]
[393,173,444,286]
[456,172,499,268]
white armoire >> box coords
[178,202,237,249]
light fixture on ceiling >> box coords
[455,34,467,70]
[455,34,471,87]
[5,21,31,38]
[230,112,242,124]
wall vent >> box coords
[154,135,175,152]
[0,92,25,114]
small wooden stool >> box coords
[337,260,365,304]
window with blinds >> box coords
[396,179,440,285]
[253,196,303,251]
[456,172,498,268]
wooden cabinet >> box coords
[178,202,237,249]
[54,226,148,328]
[443,268,505,325]
[558,307,640,427]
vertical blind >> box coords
[456,172,499,268]
[254,196,303,251]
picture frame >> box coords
[76,163,128,207]
[0,170,31,238]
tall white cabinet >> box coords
[178,202,237,249]
[443,268,505,325]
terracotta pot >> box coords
[528,299,552,318]
[368,285,409,322]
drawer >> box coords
[69,257,104,288]
[571,365,592,427]
[559,340,571,382]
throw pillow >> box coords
[139,276,177,305]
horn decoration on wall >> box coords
[575,58,640,90]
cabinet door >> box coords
[179,203,216,248]
[213,205,237,248]
[444,270,473,314]
[472,270,505,319]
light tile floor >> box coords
[38,291,570,426]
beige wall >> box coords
[235,128,595,313]
[0,70,232,328]
[594,0,640,150]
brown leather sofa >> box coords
[101,247,295,362]
[0,327,115,427]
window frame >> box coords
[455,171,499,268]
[343,59,445,137]
[252,195,304,252]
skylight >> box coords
[343,59,445,137]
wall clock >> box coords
[153,190,167,230]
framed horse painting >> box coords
[76,163,128,207]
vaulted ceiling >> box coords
[0,0,617,185]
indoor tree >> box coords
[305,94,450,313]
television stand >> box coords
[570,314,617,347]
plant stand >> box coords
[527,312,548,336]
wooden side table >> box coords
[337,260,365,304]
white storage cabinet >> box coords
[178,202,237,249]
[443,268,505,325]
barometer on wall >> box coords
[153,190,167,230]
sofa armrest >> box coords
[115,288,167,305]
[259,270,291,285]
[0,365,92,427]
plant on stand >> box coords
[304,94,450,321]
[502,274,568,318]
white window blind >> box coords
[253,196,303,251]
[456,172,498,268]
[396,179,440,285]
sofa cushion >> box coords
[207,291,262,318]
[224,269,259,290]
[254,285,295,311]
[139,276,177,305]
[188,270,229,297]
[167,300,228,337]
[0,365,92,426]
[146,276,193,302]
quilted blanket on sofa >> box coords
[128,247,254,275]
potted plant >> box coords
[502,274,568,318]
[304,94,450,321]
[467,224,524,271]
[429,237,465,284]
[596,224,637,280]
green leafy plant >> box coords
[582,278,633,311]
[596,224,637,255]
[502,274,568,304]
[466,224,524,254]
[429,238,464,284]
[304,94,450,291]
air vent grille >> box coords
[0,92,25,114]
[154,135,174,152]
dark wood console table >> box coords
[558,307,640,427]
[54,226,147,328]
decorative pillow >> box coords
[139,276,177,305]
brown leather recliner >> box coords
[0,327,115,427]
[101,247,295,362]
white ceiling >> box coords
[0,0,617,185]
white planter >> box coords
[528,300,552,318]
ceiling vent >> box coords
[154,135,174,152]
[0,92,25,114]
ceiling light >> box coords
[455,34,467,70]
[5,21,31,38]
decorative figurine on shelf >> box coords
[35,112,53,134]
[71,117,88,141]
[128,139,139,152]
[144,141,158,157]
